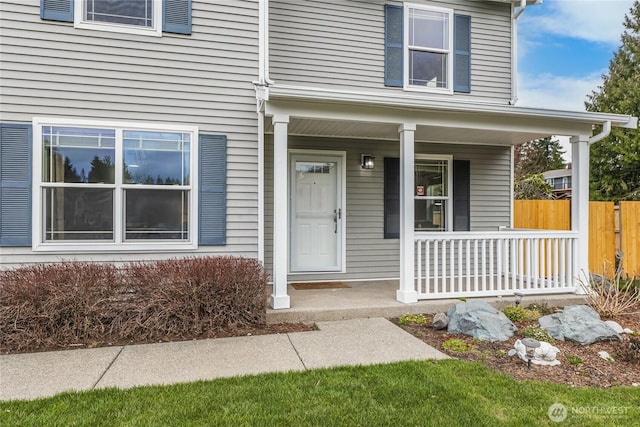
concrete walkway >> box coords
[0,318,448,402]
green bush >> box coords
[525,302,553,315]
[398,313,427,325]
[501,306,541,322]
[441,337,475,352]
[566,354,583,365]
[520,325,555,343]
[0,257,268,354]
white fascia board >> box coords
[268,85,638,129]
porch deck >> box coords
[266,280,586,324]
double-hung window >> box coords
[414,155,453,231]
[33,118,198,251]
[41,0,192,35]
[75,0,162,36]
[405,4,453,92]
[385,4,470,93]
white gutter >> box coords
[589,120,612,145]
[513,0,528,20]
[254,0,271,264]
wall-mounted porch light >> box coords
[361,154,375,170]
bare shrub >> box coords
[122,257,268,341]
[581,265,640,318]
[615,338,640,364]
[0,261,118,352]
[0,257,268,354]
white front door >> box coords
[290,153,344,272]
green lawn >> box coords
[1,360,638,426]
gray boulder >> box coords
[538,305,622,345]
[432,313,448,330]
[447,300,517,342]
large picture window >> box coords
[33,119,198,251]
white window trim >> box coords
[415,154,453,231]
[403,3,454,95]
[32,117,199,252]
[74,0,162,37]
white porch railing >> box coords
[414,230,579,299]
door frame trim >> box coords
[288,149,347,274]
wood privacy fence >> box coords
[514,200,640,277]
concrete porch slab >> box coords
[266,280,587,324]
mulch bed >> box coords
[393,304,640,388]
[1,323,316,355]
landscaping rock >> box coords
[598,351,614,362]
[432,313,448,330]
[538,305,622,345]
[623,328,634,334]
[447,300,517,342]
[589,273,612,293]
[605,320,624,334]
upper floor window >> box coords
[32,118,199,251]
[406,4,453,91]
[75,0,162,36]
[40,0,192,36]
[385,4,471,93]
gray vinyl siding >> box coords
[0,0,259,267]
[269,0,513,104]
[264,136,511,282]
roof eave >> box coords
[267,85,639,130]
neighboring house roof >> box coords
[543,168,572,179]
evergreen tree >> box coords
[87,156,115,184]
[62,155,81,182]
[514,137,566,179]
[586,1,640,201]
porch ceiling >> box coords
[266,117,544,146]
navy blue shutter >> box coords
[384,4,403,87]
[199,134,226,245]
[453,14,471,93]
[384,157,400,238]
[41,0,74,22]
[453,160,470,231]
[163,0,192,34]
[0,124,32,246]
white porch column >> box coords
[270,114,291,309]
[397,123,418,303]
[571,135,590,294]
